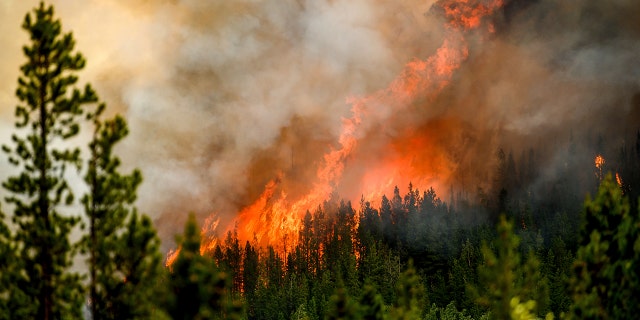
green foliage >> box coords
[544,237,572,315]
[357,239,400,305]
[81,99,165,319]
[103,212,165,319]
[358,281,385,320]
[470,215,549,320]
[0,205,31,319]
[167,214,243,320]
[424,301,477,320]
[568,174,640,319]
[470,216,521,319]
[450,239,480,315]
[325,280,359,320]
[390,260,426,320]
[2,2,97,318]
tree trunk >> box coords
[37,52,53,320]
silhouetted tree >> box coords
[2,3,97,318]
[82,102,164,319]
[167,214,239,319]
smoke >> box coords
[440,0,640,189]
[1,0,639,249]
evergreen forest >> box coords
[2,2,640,320]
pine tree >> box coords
[451,239,480,315]
[424,301,475,320]
[243,241,259,314]
[0,205,30,319]
[325,279,359,320]
[0,206,9,316]
[108,211,165,319]
[82,103,164,319]
[359,280,385,320]
[2,2,97,318]
[167,213,242,319]
[469,215,550,320]
[568,174,640,319]
[390,260,426,320]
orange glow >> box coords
[616,172,623,188]
[440,0,504,30]
[595,154,605,180]
[166,0,506,261]
[200,216,220,255]
[165,247,180,268]
[352,120,458,208]
[594,154,605,168]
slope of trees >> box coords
[198,168,637,319]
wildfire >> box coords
[616,172,623,188]
[595,154,605,181]
[440,0,503,30]
[167,0,505,261]
[200,216,220,255]
[165,248,180,268]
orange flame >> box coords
[594,154,605,168]
[165,248,180,268]
[167,0,505,261]
[440,0,503,30]
[595,154,605,181]
[200,216,220,255]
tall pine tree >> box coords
[82,105,164,319]
[2,2,96,318]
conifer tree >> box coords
[359,280,385,320]
[167,213,242,319]
[2,2,96,318]
[0,206,30,319]
[451,239,480,315]
[568,174,640,319]
[82,104,163,319]
[390,260,426,320]
[470,215,550,320]
[107,211,165,319]
[325,279,359,320]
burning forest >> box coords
[1,0,640,319]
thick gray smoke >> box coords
[0,0,441,246]
[438,0,640,193]
[1,0,639,249]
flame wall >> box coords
[1,0,639,251]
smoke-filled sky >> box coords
[1,0,639,248]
